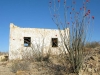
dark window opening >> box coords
[24,37,31,47]
[52,38,58,47]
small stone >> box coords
[98,60,100,62]
[90,56,98,61]
[94,68,98,72]
[90,56,94,60]
[88,68,92,72]
[16,71,30,75]
[0,55,8,61]
[92,73,98,75]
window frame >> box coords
[24,37,31,47]
[51,38,58,47]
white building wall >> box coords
[9,23,69,60]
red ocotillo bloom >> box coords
[67,22,70,24]
[85,12,89,16]
[73,1,75,4]
[86,0,89,2]
[53,14,56,17]
[64,0,66,4]
[88,10,90,13]
[92,16,94,19]
[49,1,51,4]
[58,0,60,2]
[67,6,69,9]
[77,12,79,14]
[49,1,52,7]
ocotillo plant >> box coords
[49,0,94,74]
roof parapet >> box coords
[10,23,19,28]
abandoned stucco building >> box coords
[9,23,69,60]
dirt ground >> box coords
[0,61,15,75]
[0,47,100,75]
[0,61,49,75]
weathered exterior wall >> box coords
[9,23,69,60]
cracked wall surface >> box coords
[9,23,69,60]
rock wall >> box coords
[9,23,69,60]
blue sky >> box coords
[0,0,100,52]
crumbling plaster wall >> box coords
[9,23,69,60]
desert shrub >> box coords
[21,38,47,62]
[46,58,71,75]
[42,48,51,62]
[22,45,51,63]
[0,52,8,56]
[43,55,50,62]
[85,41,100,48]
[10,60,30,73]
[21,45,43,62]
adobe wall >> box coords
[9,23,69,60]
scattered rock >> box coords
[94,68,98,73]
[90,56,95,60]
[87,68,92,72]
[0,55,8,61]
[16,71,30,75]
[98,51,100,54]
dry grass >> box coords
[10,60,30,73]
[0,48,100,75]
[85,41,100,48]
[9,46,100,75]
